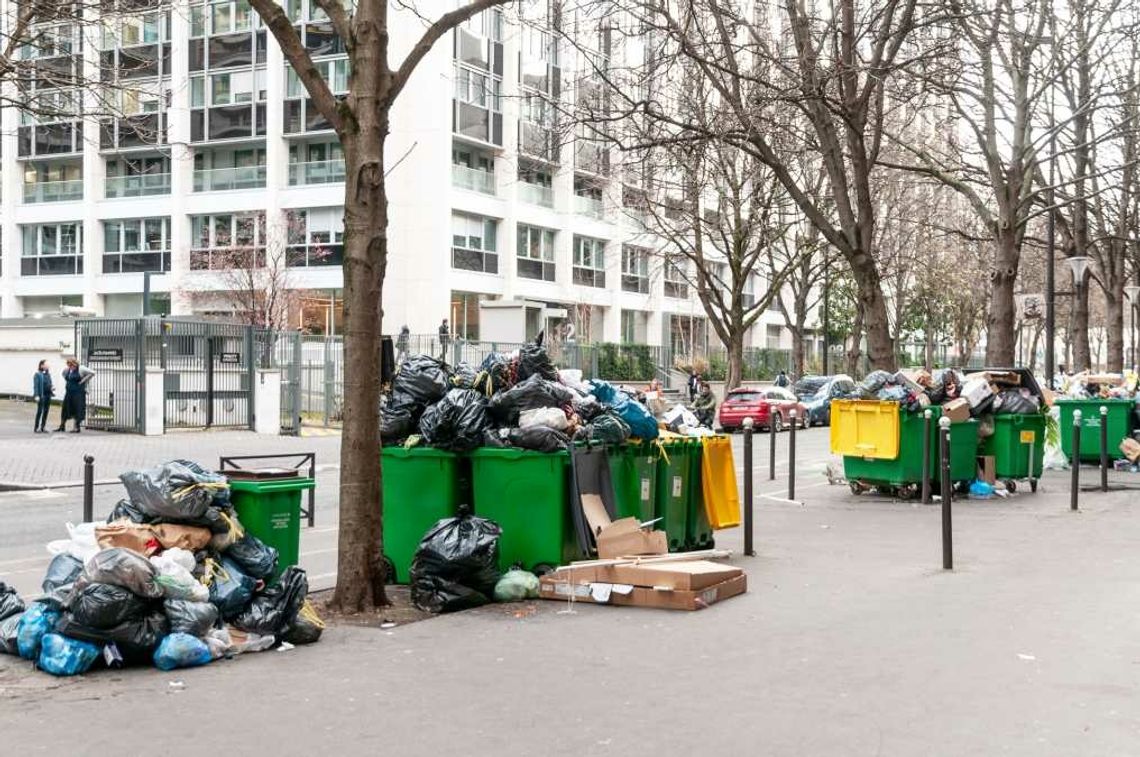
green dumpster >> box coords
[686,439,714,550]
[654,439,695,551]
[229,476,315,578]
[470,448,576,573]
[380,446,463,584]
[1056,398,1136,462]
[609,443,657,523]
[980,413,1045,490]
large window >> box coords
[21,223,83,276]
[517,225,555,282]
[287,208,344,267]
[283,54,348,133]
[188,0,268,142]
[288,142,344,185]
[451,213,498,274]
[452,10,503,148]
[664,260,689,299]
[190,212,266,269]
[103,218,170,273]
[621,245,650,294]
[573,236,606,288]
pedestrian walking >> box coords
[32,360,54,433]
[438,318,451,361]
[774,370,790,388]
[396,325,410,365]
[57,358,95,433]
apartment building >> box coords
[0,0,812,358]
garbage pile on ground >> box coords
[1055,370,1139,400]
[0,460,322,677]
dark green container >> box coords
[843,406,979,493]
[229,477,315,578]
[654,439,695,552]
[981,413,1046,482]
[1056,398,1136,462]
[609,443,657,523]
[380,446,463,584]
[686,439,714,550]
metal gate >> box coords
[263,330,301,435]
[158,320,254,429]
[74,319,146,432]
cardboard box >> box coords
[976,455,996,485]
[550,559,744,592]
[595,518,668,559]
[961,378,993,408]
[942,398,971,423]
[539,573,748,611]
[1121,437,1140,463]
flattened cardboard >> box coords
[539,573,747,611]
[942,398,971,423]
[595,517,667,559]
[549,559,743,591]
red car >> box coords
[718,386,809,432]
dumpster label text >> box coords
[1020,431,1037,443]
[640,478,651,501]
[672,476,682,498]
[271,513,291,530]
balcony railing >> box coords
[105,173,171,198]
[190,247,267,270]
[288,159,346,186]
[103,251,170,274]
[193,165,266,192]
[574,195,604,219]
[23,179,83,204]
[22,255,83,276]
[451,164,495,195]
[519,182,553,207]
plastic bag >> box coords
[206,557,256,619]
[164,599,219,637]
[17,602,61,660]
[0,582,24,622]
[508,425,570,452]
[232,566,309,636]
[153,632,213,671]
[38,633,101,677]
[95,521,161,555]
[662,405,701,432]
[392,355,451,408]
[119,461,226,522]
[969,480,995,499]
[451,362,478,390]
[78,548,163,599]
[418,389,492,452]
[151,553,209,602]
[224,534,279,580]
[56,610,168,657]
[994,390,1040,415]
[612,396,659,440]
[0,612,21,655]
[282,600,325,645]
[475,352,513,396]
[42,553,85,596]
[1043,441,1069,470]
[489,375,575,425]
[380,406,416,442]
[69,583,151,629]
[519,407,570,431]
[860,370,894,395]
[516,338,558,382]
[46,522,100,564]
[212,626,276,655]
[481,428,509,448]
[577,413,631,445]
[493,569,540,602]
[410,512,502,614]
[572,394,604,421]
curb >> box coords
[0,478,119,492]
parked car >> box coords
[718,386,808,432]
[797,374,857,427]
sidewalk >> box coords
[0,400,342,487]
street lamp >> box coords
[1126,283,1140,370]
[1066,255,1090,285]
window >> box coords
[21,223,83,276]
[621,245,649,294]
[573,236,606,288]
[286,207,344,267]
[453,63,502,144]
[451,144,495,194]
[664,260,688,299]
[766,324,783,350]
[517,225,555,281]
[190,212,266,269]
[451,213,498,274]
[102,218,170,273]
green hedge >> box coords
[596,343,656,381]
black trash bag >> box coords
[69,583,151,629]
[42,554,84,596]
[77,548,163,599]
[577,413,631,445]
[994,389,1040,415]
[208,557,257,620]
[971,393,997,417]
[573,394,604,422]
[409,512,502,614]
[475,352,514,396]
[282,601,324,645]
[119,460,223,521]
[165,599,219,637]
[451,362,478,390]
[107,498,151,524]
[509,425,571,453]
[481,428,509,448]
[0,582,24,622]
[380,406,416,443]
[232,566,309,637]
[57,610,169,659]
[516,335,558,382]
[224,534,279,580]
[488,375,575,425]
[0,612,20,655]
[418,389,491,452]
[392,355,451,408]
[860,370,895,395]
[173,459,232,508]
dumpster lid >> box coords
[222,468,300,481]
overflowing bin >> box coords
[1056,398,1135,462]
[380,446,464,584]
[654,439,696,551]
[228,473,315,578]
[609,443,657,523]
[981,413,1045,492]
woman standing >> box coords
[57,358,95,433]
[32,360,54,433]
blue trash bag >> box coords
[589,380,618,404]
[153,632,213,671]
[208,557,256,619]
[38,633,101,677]
[968,480,995,499]
[17,602,62,660]
[588,381,658,439]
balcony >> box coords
[23,179,83,204]
[574,195,603,219]
[519,182,553,207]
[193,165,266,192]
[288,159,346,186]
[105,173,171,198]
[451,164,495,195]
[22,255,83,276]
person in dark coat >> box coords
[32,360,54,433]
[57,358,95,433]
[687,370,701,402]
[774,370,791,388]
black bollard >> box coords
[788,410,798,501]
[1100,405,1109,493]
[83,455,94,523]
[1071,410,1082,511]
[939,417,953,570]
[743,418,755,557]
[769,413,777,481]
[921,409,933,504]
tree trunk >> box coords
[1073,276,1092,372]
[331,123,390,612]
[850,259,896,371]
[845,306,865,377]
[985,231,1018,365]
[1105,291,1124,373]
[790,327,804,379]
[1027,322,1042,374]
[725,328,744,389]
[924,337,935,370]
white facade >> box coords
[0,1,808,355]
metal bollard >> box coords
[1071,410,1082,511]
[743,416,755,557]
[788,409,798,501]
[939,417,953,570]
[83,455,94,523]
[921,408,933,504]
[1100,405,1109,493]
[769,412,777,481]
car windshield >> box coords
[794,378,827,399]
[727,391,764,403]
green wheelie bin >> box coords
[686,438,715,550]
[654,438,695,551]
[609,443,658,523]
[980,413,1046,492]
[229,475,316,578]
[380,446,464,584]
[1056,398,1136,462]
[470,448,576,574]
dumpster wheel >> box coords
[1004,479,1018,493]
[382,555,397,585]
[849,481,867,496]
[532,563,557,577]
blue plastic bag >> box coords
[208,557,256,619]
[38,633,101,676]
[589,381,658,439]
[153,632,213,671]
[16,602,61,660]
[968,480,995,499]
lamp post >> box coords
[1126,283,1140,369]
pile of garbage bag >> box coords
[0,459,323,677]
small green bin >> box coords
[654,439,695,552]
[981,413,1046,482]
[380,446,463,584]
[229,476,315,578]
[470,448,576,573]
[609,443,657,523]
[686,439,714,551]
[843,406,978,493]
[1056,398,1136,462]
